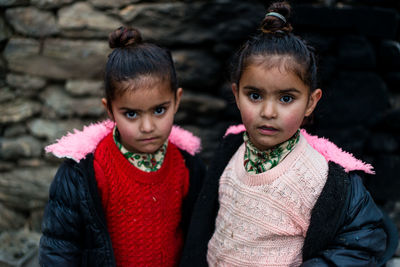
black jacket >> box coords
[180,133,398,267]
[39,149,205,267]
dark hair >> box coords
[231,1,318,92]
[104,26,178,111]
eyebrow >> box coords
[243,86,301,94]
[118,101,171,111]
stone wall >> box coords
[1,0,400,265]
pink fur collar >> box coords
[225,124,374,174]
[45,120,201,162]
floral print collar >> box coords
[243,130,300,174]
[113,127,167,172]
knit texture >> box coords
[93,132,189,266]
[207,134,328,267]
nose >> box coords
[139,115,155,133]
[260,101,277,119]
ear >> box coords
[173,87,183,113]
[102,98,114,120]
[231,83,240,110]
[305,89,322,117]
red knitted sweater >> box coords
[93,132,189,266]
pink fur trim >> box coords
[45,119,201,162]
[168,125,201,156]
[224,124,374,174]
[224,124,246,137]
[45,120,115,162]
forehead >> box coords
[246,54,304,79]
[116,75,170,94]
[240,63,309,93]
[113,77,174,106]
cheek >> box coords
[280,111,305,130]
[239,107,256,127]
[117,122,137,140]
[159,113,175,133]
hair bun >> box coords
[109,26,142,49]
[261,1,293,34]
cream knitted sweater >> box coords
[207,134,329,267]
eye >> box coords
[154,107,166,116]
[280,95,293,103]
[249,93,261,101]
[125,111,137,119]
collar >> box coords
[113,127,168,172]
[243,130,300,174]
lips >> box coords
[139,137,157,142]
[257,125,278,135]
[259,125,277,131]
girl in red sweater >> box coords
[39,27,205,267]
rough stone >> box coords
[120,3,214,45]
[41,86,104,117]
[390,93,400,110]
[337,35,376,70]
[0,135,42,160]
[173,50,221,91]
[89,0,138,8]
[5,7,59,37]
[31,0,74,9]
[28,209,44,232]
[58,2,121,38]
[0,15,12,42]
[0,99,41,124]
[315,71,390,128]
[179,91,227,116]
[0,0,29,7]
[28,118,88,141]
[65,79,103,96]
[0,230,40,267]
[0,87,16,103]
[372,108,400,132]
[18,158,48,168]
[0,203,26,232]
[386,258,400,267]
[365,155,400,204]
[3,124,27,137]
[0,166,56,210]
[0,161,15,172]
[292,5,399,39]
[119,2,263,46]
[384,72,400,93]
[3,38,40,66]
[4,38,110,79]
[367,132,399,153]
[6,73,46,94]
[0,58,6,86]
[379,40,400,71]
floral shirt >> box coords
[243,130,300,174]
[113,127,167,172]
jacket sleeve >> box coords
[180,151,207,236]
[39,160,84,267]
[301,174,387,267]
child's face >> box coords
[103,79,182,154]
[232,64,321,151]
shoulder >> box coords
[169,125,201,155]
[301,129,374,174]
[45,120,115,163]
[49,155,94,200]
[45,120,202,162]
